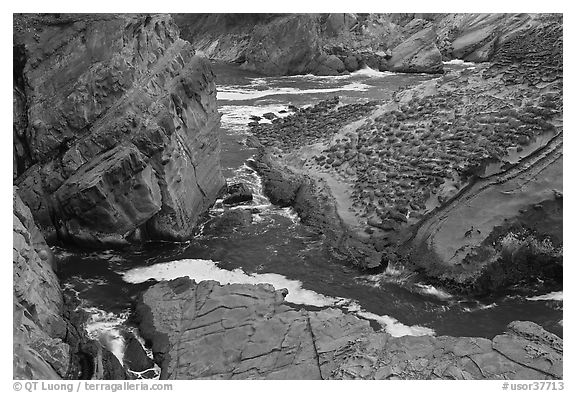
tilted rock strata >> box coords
[388,26,443,74]
[13,14,225,246]
[137,278,562,380]
[246,13,562,292]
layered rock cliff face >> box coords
[174,13,560,76]
[404,14,563,294]
[13,189,125,379]
[137,278,562,380]
[13,14,225,246]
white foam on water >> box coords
[217,82,370,101]
[219,104,290,134]
[83,307,129,365]
[443,59,476,66]
[249,77,268,86]
[526,291,563,302]
[414,283,453,300]
[122,258,435,337]
[351,67,397,78]
[462,302,497,312]
[355,310,436,337]
[274,207,300,224]
[288,67,397,81]
[122,258,334,307]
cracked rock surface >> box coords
[137,278,562,380]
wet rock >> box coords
[250,155,302,207]
[344,55,359,72]
[203,209,253,234]
[223,183,254,206]
[13,188,124,379]
[123,335,155,373]
[262,112,277,120]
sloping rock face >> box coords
[240,15,323,76]
[388,26,443,73]
[403,14,563,294]
[13,189,125,379]
[13,14,225,246]
[244,15,562,293]
[137,278,562,380]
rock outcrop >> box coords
[174,13,562,77]
[13,14,225,246]
[13,188,125,379]
[388,26,443,73]
[137,278,563,380]
[244,13,563,293]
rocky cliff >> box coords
[13,188,126,379]
[137,278,562,380]
[174,13,560,76]
[13,14,225,247]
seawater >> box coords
[56,62,562,367]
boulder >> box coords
[222,183,253,206]
[388,27,444,74]
[203,209,253,234]
[343,55,359,72]
[123,335,155,373]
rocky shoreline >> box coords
[245,15,562,296]
[14,188,129,379]
[13,13,224,379]
[13,13,562,380]
[135,277,562,380]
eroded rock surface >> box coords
[245,14,562,293]
[137,278,563,380]
[13,14,225,246]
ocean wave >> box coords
[298,67,397,80]
[461,302,497,312]
[122,258,435,337]
[217,82,371,101]
[355,310,436,337]
[350,67,397,78]
[526,291,563,301]
[414,283,452,300]
[443,59,476,66]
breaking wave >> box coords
[526,291,563,302]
